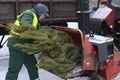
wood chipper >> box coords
[52,26,120,80]
[52,0,120,80]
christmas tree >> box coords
[7,23,82,78]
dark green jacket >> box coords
[7,9,40,49]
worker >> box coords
[5,3,49,80]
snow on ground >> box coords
[0,35,120,80]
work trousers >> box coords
[5,48,39,80]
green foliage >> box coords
[7,23,82,78]
[7,23,34,38]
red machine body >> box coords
[99,51,120,80]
